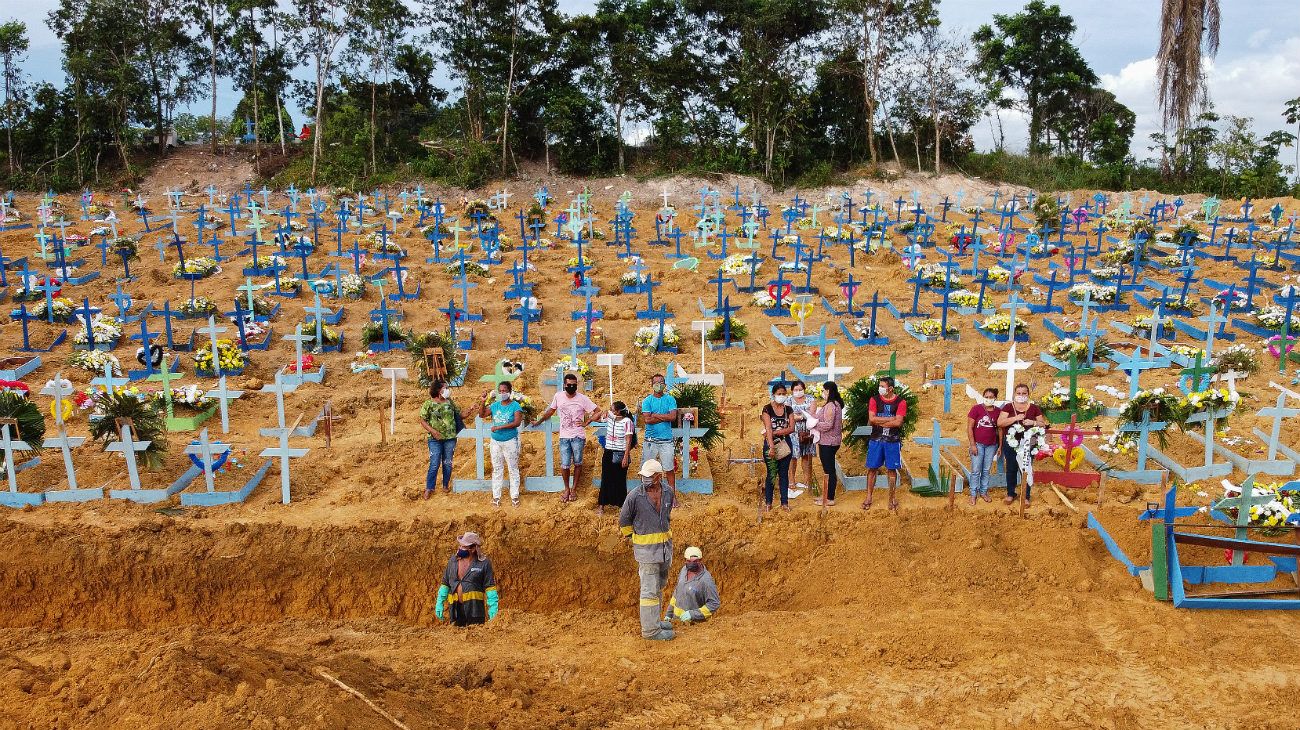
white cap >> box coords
[639,459,663,477]
[684,546,702,560]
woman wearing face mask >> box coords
[418,378,463,498]
[761,383,797,512]
[598,401,636,515]
[966,387,1001,505]
[787,380,817,496]
[812,381,844,507]
[434,532,499,626]
[997,383,1045,505]
[480,381,523,507]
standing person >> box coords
[812,381,844,507]
[434,532,499,626]
[418,378,462,498]
[598,401,636,514]
[966,387,1002,505]
[663,546,720,629]
[639,374,678,490]
[998,383,1046,505]
[533,372,601,503]
[862,376,907,512]
[788,380,817,496]
[761,383,796,512]
[619,460,676,641]
[479,381,523,508]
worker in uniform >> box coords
[619,459,676,641]
[435,532,499,626]
[663,546,720,629]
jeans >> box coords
[1002,443,1029,500]
[818,444,840,500]
[764,441,792,506]
[560,437,586,468]
[426,438,456,492]
[490,438,521,500]
[638,559,671,638]
[969,443,998,497]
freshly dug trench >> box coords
[0,508,1116,632]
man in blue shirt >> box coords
[639,373,678,489]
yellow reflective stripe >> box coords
[698,606,713,617]
[449,591,487,603]
[630,530,672,545]
[669,597,678,609]
[673,606,687,619]
[639,598,659,606]
[620,526,634,536]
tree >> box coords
[284,0,354,181]
[1156,0,1218,146]
[972,1,1096,155]
[343,0,409,175]
[587,0,663,173]
[0,21,28,175]
[1284,96,1300,184]
[189,0,234,153]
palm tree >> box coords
[1156,0,1219,145]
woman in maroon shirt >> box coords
[996,383,1046,505]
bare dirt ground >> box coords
[2,149,1299,728]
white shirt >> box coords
[605,416,633,451]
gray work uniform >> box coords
[618,478,675,638]
[669,566,721,623]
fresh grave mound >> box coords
[0,507,1120,632]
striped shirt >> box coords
[605,416,633,451]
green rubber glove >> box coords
[486,589,499,620]
[435,585,449,620]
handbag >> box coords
[772,438,792,460]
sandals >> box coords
[512,498,520,507]
[860,498,872,511]
[492,497,501,508]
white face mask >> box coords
[878,387,888,396]
[773,394,787,405]
[1014,394,1029,404]
[983,397,995,407]
[792,389,804,398]
[441,388,451,399]
[496,391,510,402]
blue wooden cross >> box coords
[925,363,965,414]
[507,297,542,351]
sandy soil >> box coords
[2,158,1300,728]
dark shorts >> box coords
[866,440,901,470]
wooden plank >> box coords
[1173,532,1300,557]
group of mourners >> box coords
[422,368,1041,639]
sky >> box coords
[7,0,1300,162]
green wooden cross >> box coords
[478,359,521,386]
[1181,352,1216,393]
[147,353,184,420]
[237,277,260,313]
[1055,353,1094,412]
[875,352,912,380]
[1210,475,1276,566]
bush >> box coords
[669,382,723,451]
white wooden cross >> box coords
[283,332,313,383]
[106,420,151,491]
[684,320,725,386]
[206,376,243,434]
[0,421,32,494]
[184,428,231,494]
[596,353,624,407]
[259,415,308,505]
[989,343,1033,400]
[381,367,408,438]
[39,372,75,431]
[810,350,853,384]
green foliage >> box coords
[0,392,45,452]
[406,330,464,387]
[669,382,722,451]
[843,375,920,452]
[916,464,950,497]
[1031,195,1061,230]
[707,318,748,342]
[89,390,167,469]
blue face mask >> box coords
[456,548,471,558]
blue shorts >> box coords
[866,440,901,470]
[560,437,586,468]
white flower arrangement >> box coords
[1098,430,1137,456]
[339,273,366,298]
[721,253,758,277]
[1256,306,1286,329]
[752,291,777,307]
[1092,266,1121,280]
[174,256,219,278]
[69,350,120,373]
[634,324,680,352]
[73,316,123,345]
[1069,282,1117,303]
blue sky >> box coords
[7,0,1299,160]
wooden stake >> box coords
[315,668,411,730]
[379,407,387,445]
[1050,484,1078,512]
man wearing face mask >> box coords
[435,532,499,627]
[863,376,907,512]
[662,546,720,629]
[639,374,679,490]
[619,459,676,641]
[533,373,600,503]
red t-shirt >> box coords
[966,404,1000,446]
[999,403,1044,445]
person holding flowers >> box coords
[997,383,1046,505]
